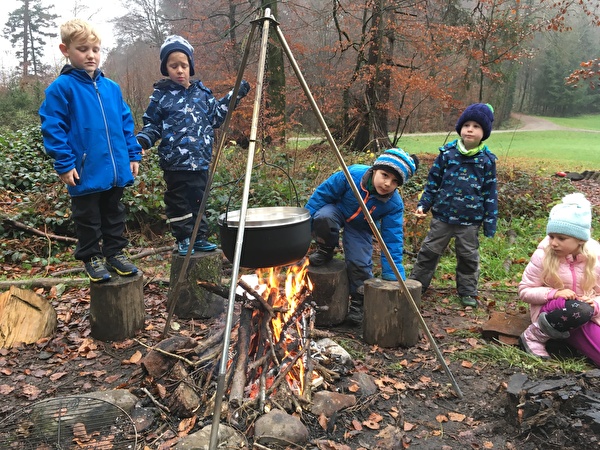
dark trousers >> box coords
[163,170,209,242]
[409,218,480,297]
[312,204,373,294]
[71,187,128,262]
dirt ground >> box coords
[0,262,598,450]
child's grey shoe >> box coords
[85,256,111,283]
[106,252,138,276]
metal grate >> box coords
[0,396,137,449]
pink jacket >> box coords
[519,236,600,324]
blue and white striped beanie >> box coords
[372,148,418,186]
[160,35,195,76]
[546,193,591,241]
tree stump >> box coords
[0,286,57,348]
[89,273,144,342]
[307,259,349,326]
[363,278,422,348]
[167,250,224,319]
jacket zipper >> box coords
[94,80,118,185]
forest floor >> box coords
[1,114,599,449]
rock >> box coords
[254,409,309,447]
[310,390,356,417]
[173,424,247,449]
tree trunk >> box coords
[351,0,392,153]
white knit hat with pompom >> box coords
[546,193,592,241]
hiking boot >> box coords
[308,245,334,266]
[519,312,570,359]
[345,293,364,325]
[177,238,194,256]
[84,256,111,283]
[460,296,478,307]
[106,252,138,276]
[193,238,217,252]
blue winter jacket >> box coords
[39,66,142,197]
[136,79,248,172]
[418,140,498,237]
[305,165,407,280]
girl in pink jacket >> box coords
[519,193,600,367]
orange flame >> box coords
[254,259,312,395]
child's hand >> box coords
[555,289,577,300]
[131,161,139,177]
[238,80,251,98]
[59,169,79,186]
[414,206,427,219]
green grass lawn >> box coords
[396,114,600,173]
[540,114,600,131]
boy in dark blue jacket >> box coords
[306,149,418,325]
[136,35,250,256]
[39,19,142,283]
[409,103,498,307]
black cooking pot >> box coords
[218,207,312,268]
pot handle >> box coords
[222,160,301,222]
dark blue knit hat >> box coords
[372,148,418,186]
[455,103,494,141]
[160,35,195,76]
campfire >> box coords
[136,259,345,428]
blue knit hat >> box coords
[455,103,495,141]
[372,148,418,186]
[160,35,195,76]
[546,193,591,241]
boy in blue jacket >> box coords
[306,149,418,325]
[136,35,250,256]
[39,19,142,283]
[409,103,498,307]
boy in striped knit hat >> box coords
[305,148,418,325]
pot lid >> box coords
[218,207,310,228]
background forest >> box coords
[1,0,599,146]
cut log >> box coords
[307,259,349,326]
[89,273,145,342]
[363,278,422,348]
[168,250,224,319]
[0,286,57,348]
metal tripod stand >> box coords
[156,8,465,450]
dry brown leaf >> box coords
[484,441,494,448]
[461,360,473,368]
[448,412,466,422]
[367,412,384,423]
[436,414,448,423]
[21,384,41,400]
[128,350,143,364]
[0,384,15,395]
[348,383,359,392]
[318,413,328,430]
[403,422,416,431]
[362,420,380,430]
[105,374,121,383]
[178,416,196,435]
[49,372,68,381]
[352,419,362,431]
[156,383,167,399]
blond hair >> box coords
[60,19,101,47]
[541,240,598,296]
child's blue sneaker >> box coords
[177,238,194,256]
[193,239,217,252]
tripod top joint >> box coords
[250,7,280,26]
